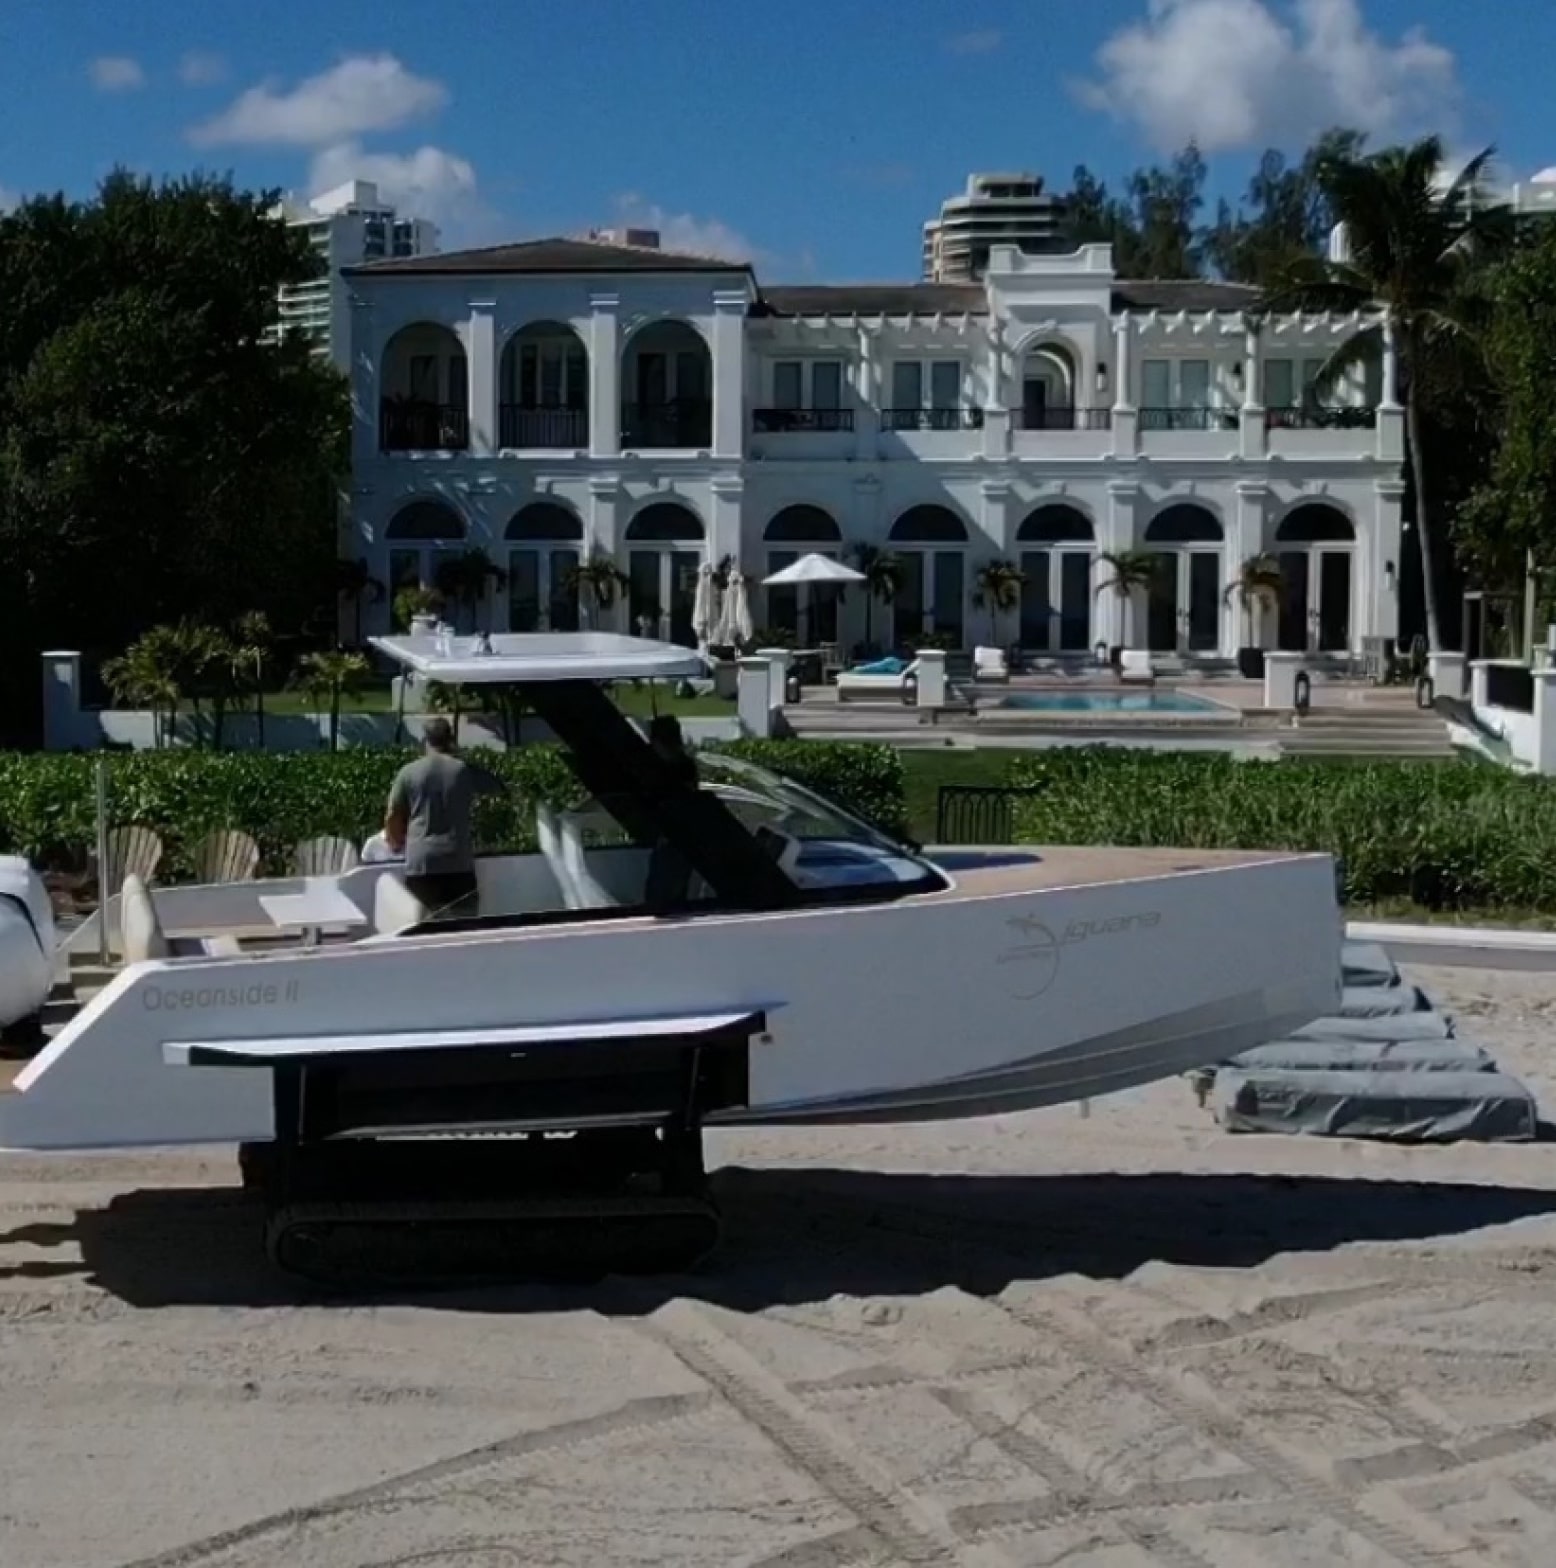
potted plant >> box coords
[1094,550,1160,663]
[393,582,444,633]
[1225,554,1284,678]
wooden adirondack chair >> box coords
[99,824,164,894]
[192,829,261,885]
[291,835,362,877]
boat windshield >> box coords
[692,751,917,856]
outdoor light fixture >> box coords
[1095,363,1108,393]
[1384,560,1397,589]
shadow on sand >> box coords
[4,1164,1556,1312]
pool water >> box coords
[997,690,1222,714]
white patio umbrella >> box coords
[762,552,864,647]
[691,561,719,650]
[715,567,753,647]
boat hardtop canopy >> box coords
[368,631,708,685]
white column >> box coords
[588,294,621,457]
[465,300,497,456]
[737,658,775,737]
[41,650,84,751]
[1535,671,1556,774]
[1380,311,1401,410]
[1102,481,1139,650]
[1238,317,1266,460]
[1110,315,1137,457]
[711,290,748,460]
[709,473,744,574]
[854,325,879,461]
[1234,481,1268,648]
[982,317,1010,459]
[349,295,379,466]
[980,480,1012,559]
[1373,479,1404,641]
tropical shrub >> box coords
[0,741,907,878]
[1007,749,1556,912]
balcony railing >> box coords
[1265,405,1378,431]
[1138,407,1239,432]
[621,400,713,448]
[499,405,590,448]
[752,407,855,433]
[881,407,984,432]
[380,398,470,452]
[1013,406,1113,431]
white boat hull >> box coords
[0,856,56,1032]
[0,845,1342,1152]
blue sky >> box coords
[0,0,1548,280]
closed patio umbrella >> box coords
[691,561,718,650]
[716,568,753,647]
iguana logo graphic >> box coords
[996,909,1162,1000]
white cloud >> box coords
[308,140,493,238]
[88,55,146,92]
[188,53,447,147]
[612,194,757,263]
[946,29,1003,55]
[1075,0,1459,153]
[178,50,227,87]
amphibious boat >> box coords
[0,633,1343,1284]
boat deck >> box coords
[936,844,1316,898]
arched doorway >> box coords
[625,502,704,645]
[385,499,467,618]
[505,502,584,632]
[380,324,469,451]
[1143,505,1223,653]
[1016,504,1094,650]
[1018,343,1077,431]
[1275,504,1356,652]
[764,506,844,645]
[621,320,712,449]
[888,505,968,648]
[498,322,590,449]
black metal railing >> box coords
[1265,406,1378,431]
[620,400,713,448]
[1485,662,1535,714]
[934,785,1048,845]
[499,405,589,448]
[380,399,470,452]
[1014,406,1113,431]
[1138,407,1239,432]
[752,407,855,433]
[881,407,985,432]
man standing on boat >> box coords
[382,717,506,918]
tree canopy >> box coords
[0,169,349,735]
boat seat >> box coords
[120,873,170,964]
[557,811,620,909]
[372,872,429,935]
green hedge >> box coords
[1007,749,1556,912]
[0,740,906,878]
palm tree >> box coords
[434,547,508,632]
[1224,553,1284,650]
[334,557,385,646]
[1094,550,1161,650]
[231,611,273,750]
[392,582,444,631]
[101,626,184,748]
[566,551,630,628]
[1268,136,1511,650]
[972,558,1027,646]
[848,541,903,653]
[293,649,371,752]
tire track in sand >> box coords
[110,1391,712,1568]
[634,1297,1018,1568]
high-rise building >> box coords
[268,180,439,365]
[922,172,1068,281]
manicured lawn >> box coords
[897,747,1013,842]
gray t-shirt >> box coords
[387,751,505,875]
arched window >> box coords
[889,505,968,543]
[1144,504,1223,544]
[1017,505,1094,544]
[625,503,705,542]
[621,320,712,448]
[499,322,590,447]
[765,505,842,542]
[1275,505,1355,544]
[380,324,469,451]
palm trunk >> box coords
[1405,384,1442,652]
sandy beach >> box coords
[4,960,1556,1567]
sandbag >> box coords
[1341,941,1400,989]
[1214,1068,1537,1143]
[1296,1011,1453,1042]
[1338,984,1433,1018]
[1230,1037,1495,1074]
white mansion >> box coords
[341,232,1403,661]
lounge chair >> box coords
[973,645,1009,683]
[192,829,261,885]
[292,835,363,877]
[1117,650,1157,686]
[835,657,921,704]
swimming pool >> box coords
[996,690,1224,715]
